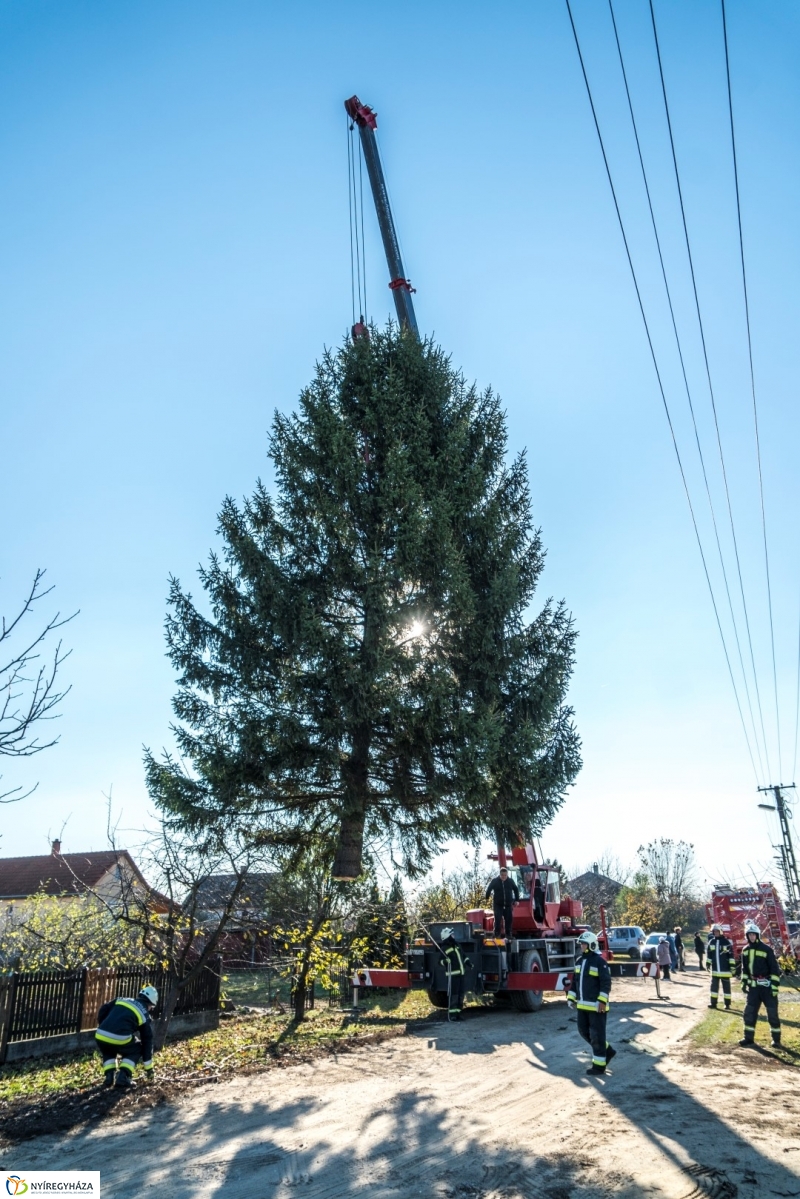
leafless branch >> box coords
[0,570,78,800]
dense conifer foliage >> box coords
[146,327,580,876]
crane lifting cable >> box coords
[565,0,761,783]
[346,115,368,336]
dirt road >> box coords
[7,968,800,1198]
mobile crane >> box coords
[343,94,649,1011]
[414,842,592,1011]
[352,840,615,1010]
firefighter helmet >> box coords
[744,920,761,938]
[439,928,454,942]
[711,924,722,934]
[139,985,159,1007]
[577,930,598,952]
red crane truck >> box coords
[352,842,628,1010]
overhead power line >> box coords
[607,0,766,782]
[565,0,760,783]
[648,0,773,781]
[720,0,783,781]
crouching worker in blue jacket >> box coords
[95,985,158,1089]
[567,931,616,1076]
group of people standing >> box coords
[653,921,781,1048]
[654,927,686,978]
[566,917,784,1074]
[703,920,782,1047]
[454,866,785,1074]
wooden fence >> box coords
[0,960,221,1061]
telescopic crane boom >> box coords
[344,95,419,338]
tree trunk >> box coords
[333,721,371,880]
[291,895,330,1023]
[332,811,366,881]
[154,977,181,1050]
[293,956,311,1023]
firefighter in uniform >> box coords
[706,925,734,1009]
[567,930,616,1075]
[440,928,466,1021]
[738,920,781,1049]
[95,985,158,1089]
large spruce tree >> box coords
[146,326,580,877]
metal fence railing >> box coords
[0,960,221,1062]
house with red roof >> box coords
[0,839,168,927]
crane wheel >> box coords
[510,949,545,1012]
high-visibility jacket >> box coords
[444,944,465,976]
[96,997,154,1066]
[567,950,611,1012]
[740,939,781,997]
[707,935,734,978]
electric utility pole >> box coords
[758,783,800,916]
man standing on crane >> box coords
[739,920,782,1049]
[706,924,734,1009]
[485,866,519,940]
[567,930,616,1075]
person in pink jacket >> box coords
[656,936,672,980]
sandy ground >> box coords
[5,967,800,1198]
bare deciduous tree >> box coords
[635,839,703,929]
[90,808,267,1048]
[1,570,76,802]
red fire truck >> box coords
[707,883,798,960]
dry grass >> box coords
[687,977,800,1064]
[0,988,436,1104]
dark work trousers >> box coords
[742,986,780,1041]
[709,976,731,1006]
[697,951,704,970]
[494,906,513,939]
[98,1036,143,1077]
[448,971,464,1016]
[95,1035,131,1076]
[577,1009,610,1068]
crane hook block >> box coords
[345,95,378,130]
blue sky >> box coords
[1,0,799,894]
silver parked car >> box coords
[607,926,646,960]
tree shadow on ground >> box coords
[511,998,800,1199]
[84,1083,655,1199]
